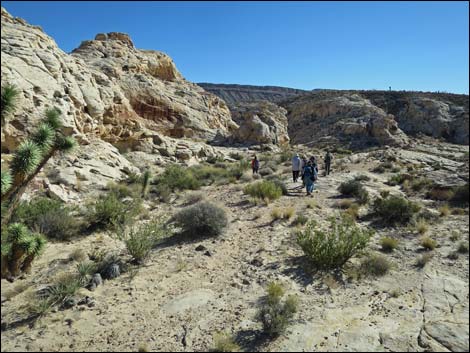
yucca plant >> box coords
[1,223,47,277]
[141,169,152,198]
[1,84,19,125]
[1,91,77,226]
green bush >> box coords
[265,175,288,195]
[372,195,420,225]
[338,179,369,205]
[244,181,282,202]
[292,214,308,226]
[380,237,399,252]
[297,216,373,270]
[256,282,298,337]
[120,218,168,264]
[173,202,228,238]
[361,254,391,277]
[155,164,201,192]
[13,197,80,240]
[87,191,142,230]
[457,241,469,254]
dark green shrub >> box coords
[212,332,241,352]
[457,241,469,254]
[372,195,420,225]
[13,197,80,240]
[292,214,308,226]
[256,282,298,337]
[87,191,142,230]
[265,175,288,195]
[338,179,369,205]
[155,165,201,191]
[361,254,391,276]
[244,181,283,201]
[451,183,469,206]
[297,216,373,270]
[173,202,228,238]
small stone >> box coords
[195,245,207,252]
[204,251,212,257]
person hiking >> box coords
[251,155,260,175]
[324,150,333,176]
[292,153,302,183]
[310,156,319,175]
[300,156,308,187]
[302,160,317,196]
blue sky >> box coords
[3,1,469,93]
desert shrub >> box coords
[354,174,371,182]
[87,191,142,231]
[380,237,399,252]
[414,218,429,235]
[372,161,394,173]
[229,152,244,161]
[420,236,437,250]
[69,248,87,262]
[451,183,469,206]
[457,241,469,254]
[292,214,308,226]
[416,253,433,268]
[338,179,369,205]
[228,159,250,180]
[335,199,354,209]
[387,173,412,186]
[297,216,373,270]
[173,202,227,238]
[272,207,295,221]
[427,187,454,201]
[184,191,204,205]
[239,172,253,183]
[372,195,420,225]
[120,218,168,264]
[42,272,82,306]
[155,164,201,192]
[106,182,136,199]
[259,167,274,176]
[154,184,172,203]
[256,282,298,337]
[451,208,466,215]
[13,197,81,240]
[438,204,451,217]
[361,254,391,277]
[244,181,282,202]
[206,155,225,164]
[345,203,360,220]
[450,231,461,242]
[265,176,288,195]
[410,178,433,192]
[212,332,240,352]
[76,261,97,283]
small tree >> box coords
[1,84,77,227]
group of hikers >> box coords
[251,151,333,196]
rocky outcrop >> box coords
[286,93,409,148]
[1,7,237,155]
[230,101,290,146]
[198,83,308,105]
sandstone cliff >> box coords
[1,7,237,155]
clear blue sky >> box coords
[3,1,469,93]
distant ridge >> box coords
[197,82,309,105]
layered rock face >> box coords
[230,101,290,146]
[1,7,237,154]
[198,83,308,105]
[286,93,410,148]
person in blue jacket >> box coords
[302,160,317,196]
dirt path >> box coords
[1,151,468,352]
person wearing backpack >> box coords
[324,150,333,176]
[291,153,302,182]
[302,160,317,196]
[251,155,260,175]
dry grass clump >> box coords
[416,253,433,268]
[360,254,391,277]
[438,204,451,217]
[380,237,399,252]
[211,332,240,352]
[420,236,437,251]
[69,248,88,262]
[271,207,295,221]
[335,199,354,209]
[414,218,429,235]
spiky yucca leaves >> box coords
[10,141,41,178]
[5,223,32,277]
[1,171,12,194]
[21,233,47,274]
[1,106,77,227]
[31,123,55,151]
[1,84,19,125]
